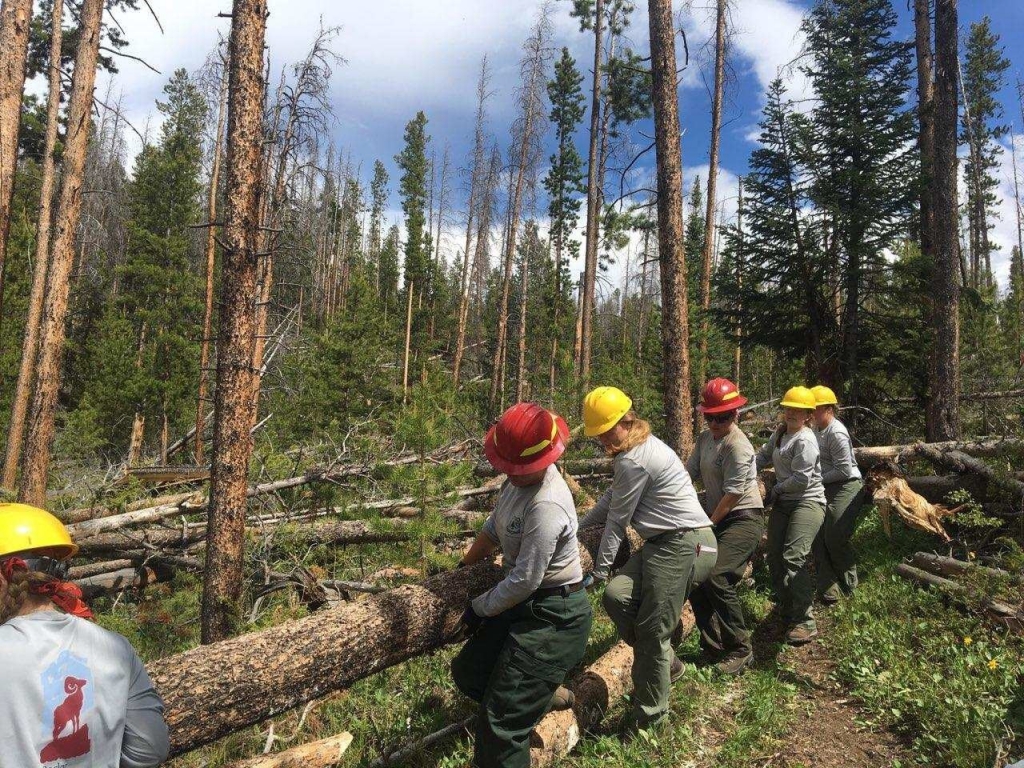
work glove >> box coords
[582,572,606,592]
[454,602,484,642]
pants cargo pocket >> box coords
[484,641,565,720]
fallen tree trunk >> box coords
[225,732,353,767]
[76,527,207,558]
[529,604,697,765]
[58,491,202,524]
[914,443,1024,503]
[76,566,161,599]
[909,551,1014,582]
[67,496,208,539]
[894,563,1022,631]
[149,525,639,757]
[906,474,990,504]
[69,559,135,579]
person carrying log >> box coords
[810,385,868,604]
[452,403,592,768]
[0,503,169,768]
[579,386,717,734]
[685,378,764,675]
[755,386,826,645]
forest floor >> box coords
[86,458,1024,768]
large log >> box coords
[915,443,1024,502]
[76,566,161,599]
[894,563,1022,631]
[58,491,201,524]
[909,551,1014,582]
[148,525,639,757]
[529,604,697,765]
[225,732,353,768]
[76,527,207,557]
[67,497,208,539]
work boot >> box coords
[549,685,575,711]
[716,648,753,676]
[819,586,841,606]
[785,625,818,646]
[670,654,685,684]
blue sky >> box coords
[78,0,1024,289]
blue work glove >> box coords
[582,572,606,592]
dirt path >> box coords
[771,620,910,768]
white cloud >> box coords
[990,134,1024,289]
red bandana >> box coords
[2,558,94,621]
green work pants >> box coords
[767,498,825,631]
[813,478,867,597]
[603,526,718,725]
[690,512,764,655]
[451,589,592,768]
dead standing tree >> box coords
[0,0,32,330]
[201,0,270,644]
[251,26,341,407]
[452,56,492,388]
[697,0,728,387]
[3,0,62,489]
[926,0,960,441]
[648,0,693,455]
[196,48,230,465]
[17,0,104,507]
[488,4,552,413]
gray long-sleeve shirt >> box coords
[581,434,711,578]
[472,464,583,617]
[815,418,862,484]
[685,426,764,515]
[0,610,169,768]
[755,427,827,504]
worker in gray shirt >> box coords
[0,503,169,768]
[685,378,764,675]
[580,386,717,734]
[452,403,591,768]
[755,386,827,645]
[810,385,868,604]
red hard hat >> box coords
[696,377,748,414]
[483,403,570,476]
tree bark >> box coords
[926,0,960,442]
[578,0,603,393]
[914,0,935,264]
[196,63,229,464]
[732,177,744,385]
[149,525,640,757]
[0,0,32,327]
[515,234,530,401]
[697,0,727,387]
[201,0,269,644]
[2,0,62,489]
[17,0,103,507]
[648,0,694,455]
[402,279,414,403]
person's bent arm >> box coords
[592,458,650,579]
[774,437,816,496]
[460,518,500,567]
[120,654,169,768]
[710,492,742,525]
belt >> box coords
[533,580,585,599]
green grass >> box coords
[825,514,1024,767]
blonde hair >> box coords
[604,411,652,456]
[0,567,50,624]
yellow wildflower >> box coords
[963,637,973,646]
[988,659,998,670]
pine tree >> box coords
[960,17,1010,289]
[395,111,431,301]
[800,0,917,402]
[368,159,389,295]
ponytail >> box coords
[1,558,93,623]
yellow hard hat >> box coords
[583,386,633,437]
[779,386,816,410]
[0,503,78,560]
[811,385,838,407]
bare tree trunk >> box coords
[200,0,269,644]
[17,0,103,506]
[453,58,491,388]
[926,0,960,441]
[1012,131,1023,271]
[648,0,693,455]
[697,0,727,387]
[196,63,229,464]
[515,238,530,401]
[402,280,414,404]
[3,0,62,489]
[733,177,743,386]
[573,272,584,372]
[0,0,32,331]
[578,0,603,392]
[914,0,935,265]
